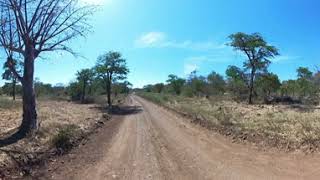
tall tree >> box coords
[207,71,226,95]
[186,71,207,97]
[0,0,93,135]
[296,67,314,97]
[152,83,165,93]
[166,74,185,95]
[113,81,132,96]
[281,80,299,97]
[2,57,22,100]
[228,32,279,104]
[95,51,129,107]
[76,69,94,103]
[297,67,312,79]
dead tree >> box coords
[0,0,94,136]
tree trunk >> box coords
[105,73,113,107]
[248,68,255,104]
[107,81,111,107]
[12,78,16,101]
[19,49,38,136]
[81,80,86,103]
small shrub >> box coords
[51,125,79,154]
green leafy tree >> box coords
[185,71,207,97]
[1,82,22,98]
[297,67,312,79]
[152,83,165,93]
[143,85,153,92]
[113,81,132,96]
[90,78,107,96]
[225,66,247,82]
[296,67,317,98]
[67,81,82,101]
[95,51,129,106]
[281,80,299,97]
[166,74,186,95]
[313,71,320,87]
[76,69,95,103]
[256,73,281,97]
[207,71,226,95]
[2,58,22,100]
[228,32,279,104]
[225,65,248,99]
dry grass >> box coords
[139,92,320,151]
[0,96,113,176]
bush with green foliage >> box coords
[255,73,281,98]
[225,66,248,100]
[184,71,208,97]
[207,71,226,95]
[166,74,186,95]
[51,125,79,154]
[1,82,22,97]
[67,81,82,101]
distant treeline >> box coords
[1,51,131,106]
[137,33,319,105]
[137,66,319,105]
[0,80,66,100]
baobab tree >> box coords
[0,0,94,136]
[228,32,279,104]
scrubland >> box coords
[138,92,320,152]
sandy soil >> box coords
[0,100,107,177]
[36,95,320,180]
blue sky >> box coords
[3,0,320,88]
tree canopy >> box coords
[228,32,279,104]
[95,51,129,106]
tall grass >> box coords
[0,96,21,109]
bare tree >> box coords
[0,0,94,136]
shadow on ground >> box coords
[109,105,143,115]
[0,103,143,178]
[0,128,26,148]
[90,105,143,116]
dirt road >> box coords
[41,95,320,180]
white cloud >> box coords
[135,32,166,47]
[135,32,226,51]
[272,55,301,63]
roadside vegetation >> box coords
[136,32,320,152]
[0,0,318,177]
[0,49,131,177]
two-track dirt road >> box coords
[40,95,320,180]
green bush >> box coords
[137,92,168,105]
[51,125,79,154]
